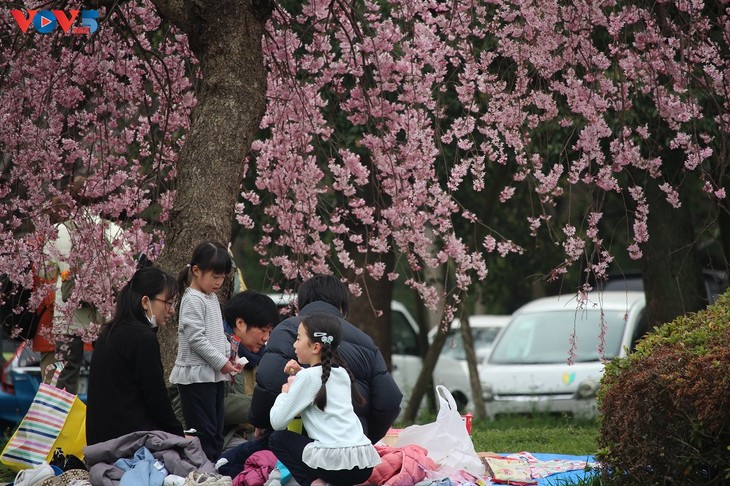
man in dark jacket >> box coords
[249,275,402,443]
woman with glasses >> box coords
[86,266,184,445]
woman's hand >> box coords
[284,359,301,376]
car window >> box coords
[442,327,502,360]
[489,309,628,364]
[391,310,420,356]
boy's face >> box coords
[234,318,272,353]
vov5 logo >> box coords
[10,9,98,35]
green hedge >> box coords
[597,290,730,484]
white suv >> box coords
[479,291,649,419]
[390,301,473,411]
[429,314,510,363]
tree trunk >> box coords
[346,251,396,368]
[459,312,486,419]
[413,287,437,412]
[416,258,448,412]
[717,185,730,273]
[151,0,272,378]
[639,167,706,327]
[402,319,451,422]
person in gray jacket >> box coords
[248,275,402,443]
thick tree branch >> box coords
[148,0,190,31]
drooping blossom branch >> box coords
[245,0,728,315]
[0,0,194,332]
[2,0,728,338]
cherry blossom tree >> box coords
[245,0,729,417]
[0,1,194,341]
[0,0,272,375]
[248,0,728,327]
[2,0,729,418]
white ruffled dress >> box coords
[270,365,381,470]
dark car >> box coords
[600,269,728,304]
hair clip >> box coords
[313,332,333,345]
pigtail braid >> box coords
[314,343,334,411]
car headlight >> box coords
[482,383,494,401]
[576,379,600,398]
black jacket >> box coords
[86,320,184,445]
[249,301,402,443]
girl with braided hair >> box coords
[269,312,380,486]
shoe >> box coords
[164,474,187,486]
[183,471,233,486]
[50,448,87,472]
[214,457,228,471]
[13,461,55,485]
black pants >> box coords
[218,434,271,478]
[269,430,374,486]
[178,381,225,461]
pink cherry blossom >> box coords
[3,0,729,337]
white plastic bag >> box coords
[395,385,484,475]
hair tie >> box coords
[314,332,333,345]
[186,263,191,268]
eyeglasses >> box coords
[153,298,177,308]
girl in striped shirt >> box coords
[170,240,240,461]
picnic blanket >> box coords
[215,450,594,485]
[483,452,598,485]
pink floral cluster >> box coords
[0,1,194,327]
[246,0,729,312]
[2,0,729,333]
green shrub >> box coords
[597,290,730,484]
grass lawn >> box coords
[471,414,599,456]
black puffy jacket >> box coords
[249,301,403,443]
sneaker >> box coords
[183,471,233,486]
[13,461,55,486]
[164,474,187,486]
[214,457,228,471]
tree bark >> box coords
[639,167,706,327]
[152,0,272,378]
[717,179,730,273]
[459,312,486,419]
[346,251,396,367]
[403,319,450,422]
[342,164,397,366]
[413,287,437,412]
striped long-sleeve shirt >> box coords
[169,288,229,384]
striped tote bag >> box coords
[0,364,86,471]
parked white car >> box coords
[268,294,473,411]
[390,301,473,411]
[479,291,649,420]
[429,314,510,362]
